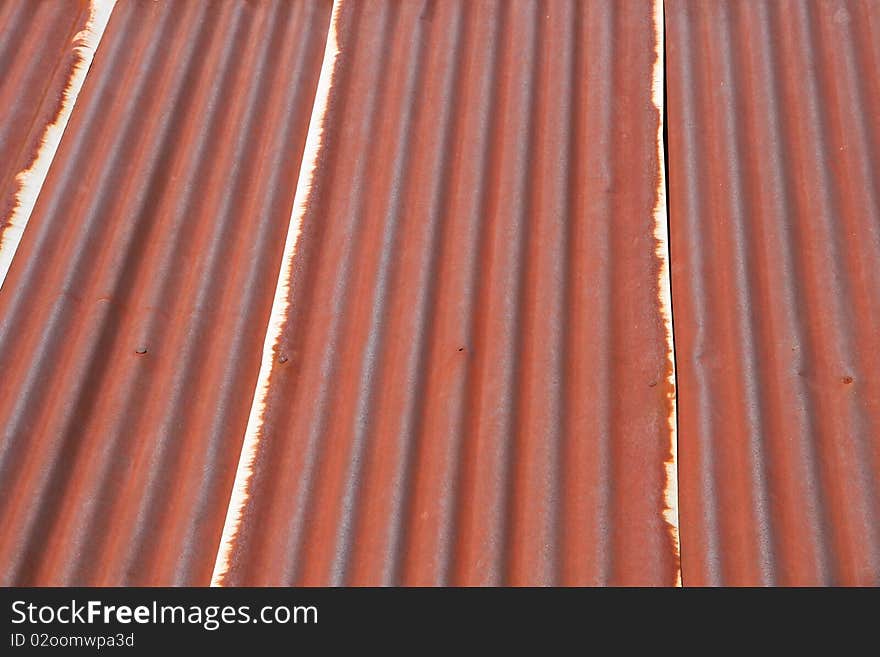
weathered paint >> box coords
[0,0,331,585]
[212,0,343,587]
[6,0,872,588]
[217,0,677,587]
[652,0,681,587]
[0,1,115,288]
[667,0,880,585]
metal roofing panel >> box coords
[666,0,880,585]
[12,0,875,588]
[0,0,112,286]
[214,0,678,586]
[0,0,331,585]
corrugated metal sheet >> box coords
[213,0,678,586]
[0,0,331,585]
[5,0,876,588]
[666,0,880,585]
[0,0,112,286]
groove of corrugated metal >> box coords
[666,0,880,585]
[0,0,331,585]
[217,0,678,586]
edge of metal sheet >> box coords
[0,0,115,288]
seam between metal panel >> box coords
[211,0,343,587]
[0,0,116,290]
[654,0,681,587]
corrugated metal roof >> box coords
[666,0,880,585]
[213,0,678,586]
[0,0,330,585]
[1,0,877,587]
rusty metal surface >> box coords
[214,0,678,586]
[666,0,880,585]
[0,0,331,585]
[0,0,108,287]
[0,0,85,223]
[12,0,875,589]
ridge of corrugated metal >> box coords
[666,0,880,585]
[216,0,678,587]
[0,0,331,585]
[0,0,108,287]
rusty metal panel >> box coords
[214,0,678,586]
[0,0,113,286]
[0,0,331,585]
[666,0,880,585]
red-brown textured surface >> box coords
[12,0,876,589]
[0,0,90,239]
[0,0,331,585]
[667,0,880,585]
[217,0,677,586]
